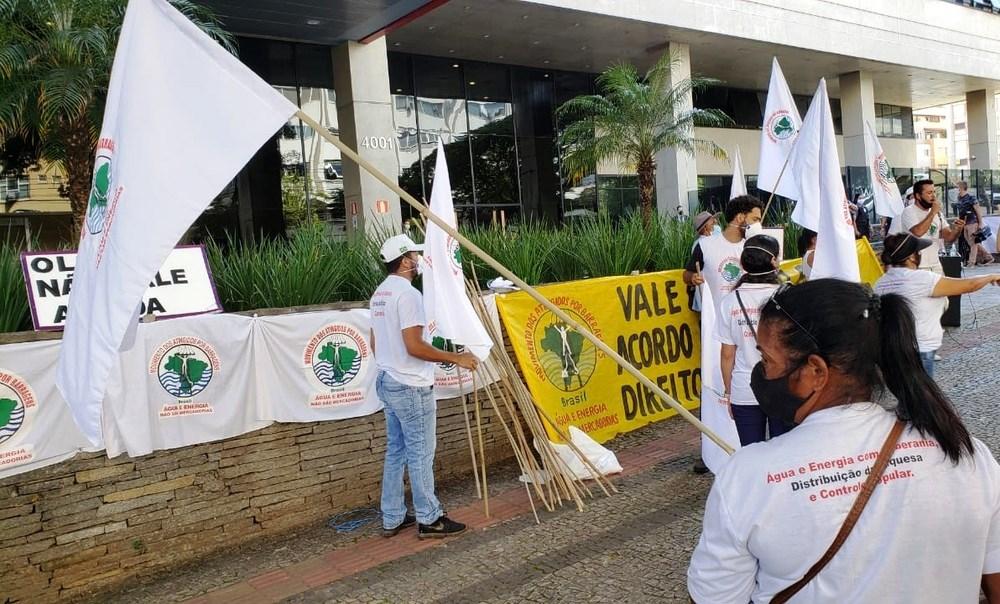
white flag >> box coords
[864,121,905,219]
[57,0,297,445]
[757,58,802,200]
[791,80,860,282]
[698,283,741,473]
[423,141,493,361]
[729,146,747,200]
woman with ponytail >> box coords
[689,279,1000,603]
[876,232,1000,376]
[715,234,789,446]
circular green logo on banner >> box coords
[532,308,599,392]
[0,371,36,447]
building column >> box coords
[839,71,876,167]
[654,42,698,217]
[966,89,998,170]
[333,38,400,237]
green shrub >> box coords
[207,224,347,311]
[0,242,30,333]
[653,216,698,271]
[569,211,657,278]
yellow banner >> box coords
[496,270,701,443]
[780,239,884,285]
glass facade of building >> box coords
[388,52,612,225]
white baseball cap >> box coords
[379,234,424,262]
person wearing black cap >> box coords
[874,233,1000,376]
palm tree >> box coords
[557,52,732,224]
[0,0,233,241]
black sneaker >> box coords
[417,515,466,539]
[692,458,709,475]
[382,513,416,538]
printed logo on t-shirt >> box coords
[719,258,741,283]
[929,222,938,237]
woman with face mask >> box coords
[874,233,1000,377]
[716,234,790,446]
[688,279,1000,603]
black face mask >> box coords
[749,361,815,426]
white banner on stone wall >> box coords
[102,313,268,457]
[0,340,98,479]
[432,294,504,400]
[253,309,382,423]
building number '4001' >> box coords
[360,136,394,150]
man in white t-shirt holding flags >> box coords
[895,178,965,274]
[370,234,479,539]
[684,195,765,300]
[683,195,765,473]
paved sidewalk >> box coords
[101,265,1000,604]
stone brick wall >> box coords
[0,389,516,603]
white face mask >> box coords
[744,221,764,239]
[400,255,423,276]
[712,224,723,236]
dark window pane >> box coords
[295,44,334,89]
[518,135,560,220]
[554,71,596,106]
[388,52,414,96]
[471,135,519,205]
[512,68,554,137]
[421,135,474,206]
[414,56,465,98]
[467,61,513,135]
[237,37,295,86]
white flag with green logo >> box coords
[729,145,747,200]
[423,140,493,363]
[757,58,801,200]
[864,120,905,218]
[57,0,297,445]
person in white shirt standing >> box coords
[897,178,965,273]
[716,234,790,446]
[683,196,763,474]
[875,233,1000,377]
[687,211,721,314]
[688,279,1000,603]
[370,234,478,539]
[684,195,765,306]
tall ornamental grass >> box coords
[0,243,30,333]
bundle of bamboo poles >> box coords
[455,269,618,522]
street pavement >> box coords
[105,264,1000,604]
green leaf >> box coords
[0,398,17,427]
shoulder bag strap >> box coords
[771,419,906,604]
[735,290,757,340]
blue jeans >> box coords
[919,350,936,378]
[731,404,793,447]
[377,371,443,529]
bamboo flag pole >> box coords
[761,150,793,221]
[295,109,735,455]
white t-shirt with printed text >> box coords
[715,283,779,404]
[874,267,946,352]
[688,403,1000,604]
[369,275,435,387]
[898,204,946,270]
